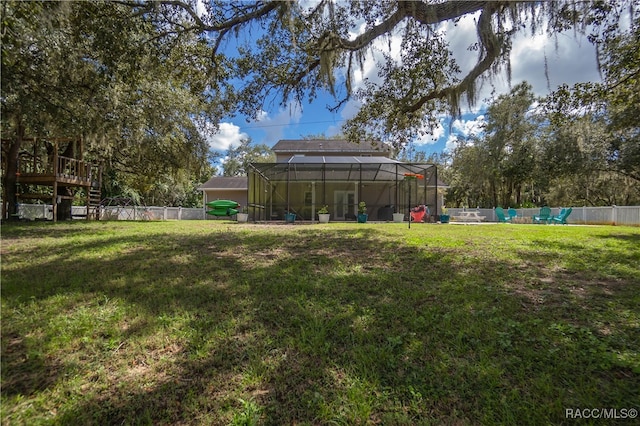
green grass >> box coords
[2,221,639,425]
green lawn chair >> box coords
[551,207,572,225]
[495,207,508,223]
[507,208,518,221]
[533,206,552,224]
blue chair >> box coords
[551,207,572,225]
[533,206,552,224]
[495,207,508,223]
[507,208,518,221]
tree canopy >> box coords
[443,14,640,209]
[117,0,633,146]
[221,138,274,177]
[1,0,222,210]
[2,0,638,215]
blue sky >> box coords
[206,8,603,160]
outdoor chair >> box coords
[507,208,518,221]
[533,206,552,224]
[551,207,572,225]
[495,207,508,223]
[554,208,566,221]
[410,205,428,222]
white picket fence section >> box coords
[13,203,640,225]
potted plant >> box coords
[440,206,450,224]
[285,211,296,223]
[236,206,249,222]
[317,205,330,223]
[357,201,368,223]
[393,210,404,222]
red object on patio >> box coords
[410,205,428,222]
[403,173,424,179]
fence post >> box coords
[163,206,168,220]
[178,207,182,220]
[612,205,617,226]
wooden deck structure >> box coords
[10,137,102,222]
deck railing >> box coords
[17,153,51,175]
[57,155,91,180]
[18,153,95,183]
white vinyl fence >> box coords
[97,206,207,221]
[15,204,206,221]
[11,203,640,226]
[447,206,640,226]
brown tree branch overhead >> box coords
[338,1,486,51]
[123,1,494,70]
[401,3,502,114]
[116,0,280,33]
[108,1,623,118]
[114,0,519,111]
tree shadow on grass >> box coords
[2,224,639,424]
[595,231,640,244]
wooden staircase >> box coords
[86,164,102,220]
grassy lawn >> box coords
[1,221,639,425]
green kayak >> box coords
[206,199,239,209]
[206,208,239,216]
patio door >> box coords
[334,190,355,220]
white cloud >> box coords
[414,119,445,146]
[252,104,303,144]
[348,21,368,44]
[339,20,404,93]
[208,122,248,151]
[195,0,207,17]
[339,98,362,121]
[325,124,342,138]
[508,31,600,98]
[451,115,485,138]
[255,109,269,122]
[444,134,460,152]
[439,11,482,77]
[431,120,445,141]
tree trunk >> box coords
[503,179,513,208]
[4,123,24,221]
[490,179,498,208]
[56,141,77,221]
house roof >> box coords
[286,155,400,164]
[272,139,391,154]
[250,157,443,185]
[198,176,247,191]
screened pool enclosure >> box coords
[247,156,439,222]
